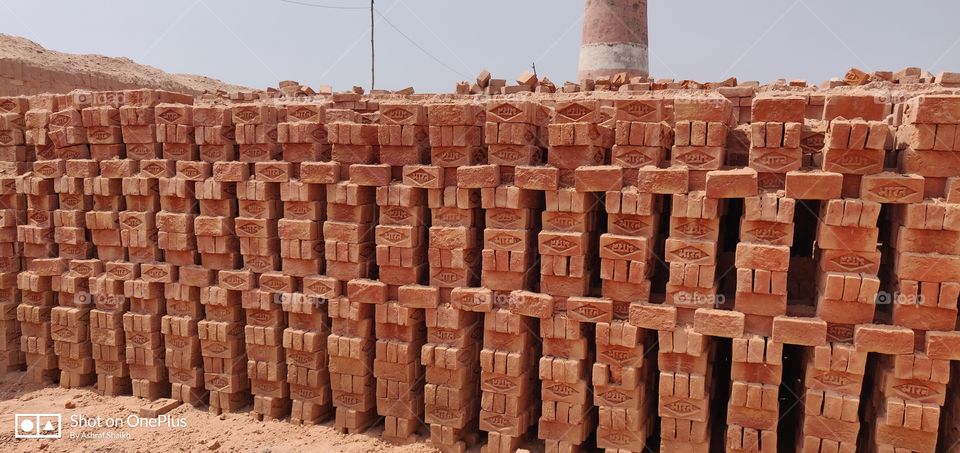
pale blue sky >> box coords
[2,0,958,92]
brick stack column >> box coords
[721,193,792,453]
[475,99,548,453]
[421,101,486,453]
[88,260,131,396]
[866,189,953,452]
[283,274,334,425]
[656,95,733,453]
[326,109,379,433]
[598,97,674,453]
[795,95,890,452]
[86,97,136,396]
[155,102,208,406]
[531,99,617,453]
[196,103,248,414]
[210,102,286,415]
[171,105,237,408]
[120,99,169,400]
[365,102,433,442]
[77,102,122,248]
[747,96,805,190]
[711,95,803,453]
[22,95,54,163]
[49,100,104,389]
[18,103,81,383]
[799,199,880,451]
[231,102,290,420]
[796,342,867,453]
[0,96,30,378]
[792,200,878,453]
[611,97,672,182]
[197,195,250,414]
[864,94,958,453]
[646,198,720,453]
[276,102,333,425]
[898,95,960,199]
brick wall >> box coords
[2,84,960,453]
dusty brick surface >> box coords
[4,87,960,453]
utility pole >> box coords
[370,0,375,91]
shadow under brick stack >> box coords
[532,98,617,453]
[474,99,549,453]
[18,99,85,384]
[420,101,486,453]
[326,107,380,433]
[275,101,333,425]
[861,94,960,452]
[231,103,291,420]
[366,101,433,442]
[654,95,733,453]
[791,93,891,453]
[0,96,30,379]
[156,102,207,406]
[120,93,173,401]
[601,96,676,453]
[197,104,247,414]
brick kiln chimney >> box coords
[578,0,649,82]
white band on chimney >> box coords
[578,43,649,75]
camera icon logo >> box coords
[15,414,62,439]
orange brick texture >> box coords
[3,87,960,453]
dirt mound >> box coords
[0,34,249,96]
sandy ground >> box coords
[0,371,441,453]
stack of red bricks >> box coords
[594,98,672,452]
[49,96,101,390]
[156,102,205,406]
[235,103,291,420]
[473,100,547,453]
[659,95,734,453]
[6,86,960,453]
[366,102,432,442]
[534,99,615,453]
[0,96,28,379]
[87,94,134,396]
[718,95,800,453]
[275,101,333,424]
[420,101,485,453]
[120,93,169,401]
[18,99,78,384]
[789,95,888,453]
[197,103,248,414]
[278,102,337,424]
[326,108,380,433]
[864,95,960,452]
